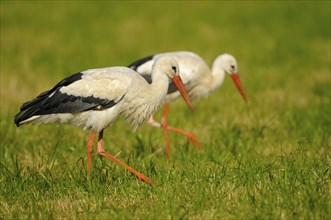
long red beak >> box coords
[172,75,194,111]
[230,73,248,102]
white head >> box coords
[152,55,180,80]
[212,53,247,102]
[213,53,238,75]
[152,55,194,111]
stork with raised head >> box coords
[14,55,194,184]
[128,51,247,158]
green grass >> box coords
[1,1,330,219]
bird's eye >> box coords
[230,65,235,70]
[171,66,177,72]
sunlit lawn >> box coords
[1,1,330,219]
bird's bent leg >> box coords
[162,104,200,148]
[148,103,201,154]
[161,103,171,158]
[166,125,200,148]
[87,132,96,175]
[96,130,155,185]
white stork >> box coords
[128,51,247,158]
[14,55,194,184]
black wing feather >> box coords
[168,82,179,94]
[40,90,118,114]
[128,54,154,71]
[19,72,84,111]
[140,75,152,84]
[14,72,123,126]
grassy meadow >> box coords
[1,1,330,219]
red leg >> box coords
[160,103,200,158]
[96,130,155,185]
[149,114,200,148]
[166,125,200,148]
[87,132,96,175]
[161,103,171,158]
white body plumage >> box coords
[15,56,193,132]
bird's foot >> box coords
[136,173,157,185]
[186,132,201,148]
